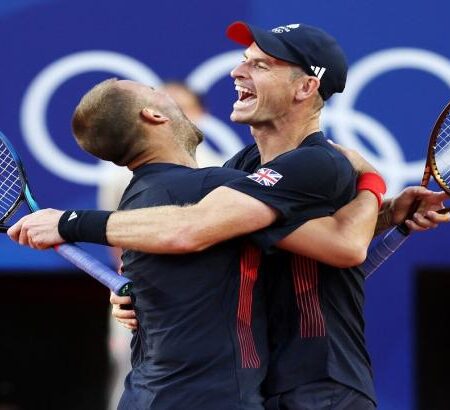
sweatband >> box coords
[58,210,112,245]
[357,172,387,209]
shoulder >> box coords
[273,135,353,175]
[269,145,337,174]
[201,166,248,192]
[204,166,247,177]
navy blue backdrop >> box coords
[0,1,448,409]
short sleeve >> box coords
[201,167,248,196]
[224,147,339,220]
[225,146,355,252]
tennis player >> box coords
[8,22,448,410]
[64,78,271,409]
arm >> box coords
[277,190,378,267]
[6,187,377,268]
[6,147,380,265]
[276,145,382,267]
[277,185,449,267]
[7,187,278,252]
[7,184,378,268]
[106,187,277,252]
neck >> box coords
[251,114,320,164]
[126,143,198,170]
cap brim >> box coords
[226,21,311,73]
[226,21,254,46]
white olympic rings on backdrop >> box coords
[20,50,244,184]
[325,48,450,194]
[20,48,450,193]
[21,51,162,184]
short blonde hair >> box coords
[72,78,147,165]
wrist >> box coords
[58,210,113,245]
[357,172,387,209]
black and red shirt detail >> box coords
[224,133,376,404]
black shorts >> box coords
[264,379,376,410]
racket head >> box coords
[0,131,27,225]
[0,131,39,228]
[429,102,450,195]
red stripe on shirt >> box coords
[291,255,326,338]
[237,243,261,368]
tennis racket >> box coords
[0,130,132,296]
[362,102,450,277]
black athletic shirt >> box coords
[223,132,377,404]
[117,163,268,410]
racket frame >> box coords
[0,131,132,296]
[363,101,450,276]
[428,102,450,195]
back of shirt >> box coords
[118,163,268,410]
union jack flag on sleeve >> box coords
[247,168,283,187]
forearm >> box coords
[106,187,277,253]
[277,191,378,267]
[106,205,208,253]
[375,198,394,235]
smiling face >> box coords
[230,43,305,126]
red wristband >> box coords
[357,172,386,209]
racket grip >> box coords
[54,243,132,296]
[361,227,409,278]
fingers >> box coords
[425,210,450,224]
[408,187,448,203]
[112,305,138,330]
[112,304,136,319]
[118,321,138,330]
[110,292,131,305]
[7,220,22,242]
[7,209,64,249]
[110,292,138,330]
[399,186,432,204]
[8,214,34,244]
[410,212,438,230]
[435,191,450,202]
[405,211,443,232]
[417,190,448,203]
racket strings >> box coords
[434,113,450,188]
[0,143,22,217]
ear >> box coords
[140,107,169,124]
[294,76,321,102]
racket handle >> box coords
[54,243,132,296]
[361,226,409,278]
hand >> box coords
[7,208,65,249]
[328,140,379,175]
[110,292,138,330]
[388,186,449,231]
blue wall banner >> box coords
[0,1,448,408]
